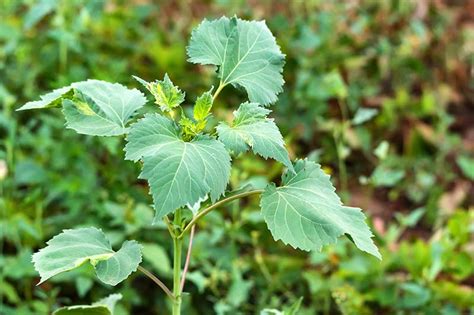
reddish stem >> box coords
[180,225,195,291]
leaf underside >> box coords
[217,102,293,172]
[125,113,231,222]
[187,16,285,105]
[18,80,147,136]
[260,160,381,259]
[32,228,142,286]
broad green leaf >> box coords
[63,80,146,136]
[217,102,293,171]
[124,113,179,162]
[260,160,380,259]
[53,293,122,315]
[18,80,146,136]
[17,86,73,110]
[95,241,142,286]
[32,228,142,286]
[125,113,231,221]
[133,74,185,112]
[193,89,213,121]
[187,16,285,105]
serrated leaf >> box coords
[18,80,146,136]
[95,241,142,286]
[32,228,142,286]
[193,89,213,121]
[133,74,185,112]
[63,80,147,136]
[53,293,122,315]
[217,102,293,171]
[125,113,231,221]
[260,160,380,259]
[187,16,285,105]
[17,86,73,110]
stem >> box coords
[178,190,264,239]
[172,210,183,315]
[180,225,195,291]
[335,99,349,199]
[212,82,225,101]
[164,215,174,236]
[137,266,174,300]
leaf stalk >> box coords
[178,189,264,239]
[137,266,175,300]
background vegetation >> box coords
[1,0,473,314]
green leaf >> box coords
[17,86,73,110]
[187,16,285,105]
[53,305,110,315]
[133,74,185,112]
[18,80,147,136]
[217,102,293,171]
[260,160,380,259]
[32,228,142,286]
[53,293,122,315]
[125,113,231,221]
[63,80,146,136]
[457,155,474,180]
[193,89,213,121]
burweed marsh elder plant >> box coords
[19,16,381,314]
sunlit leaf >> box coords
[260,160,380,259]
[187,16,285,105]
[125,113,231,221]
[217,102,293,171]
[32,228,142,286]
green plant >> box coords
[18,16,380,314]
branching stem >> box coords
[178,189,264,239]
[212,82,225,101]
[137,266,175,300]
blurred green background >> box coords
[1,0,473,314]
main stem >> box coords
[172,210,183,315]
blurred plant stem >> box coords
[335,99,349,201]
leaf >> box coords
[217,102,293,171]
[260,160,380,259]
[352,108,378,125]
[63,80,147,136]
[187,16,285,105]
[457,155,474,180]
[53,305,111,315]
[94,294,122,313]
[18,80,147,136]
[32,228,142,286]
[133,74,185,112]
[125,113,231,221]
[193,89,213,121]
[17,86,73,111]
[53,293,122,315]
